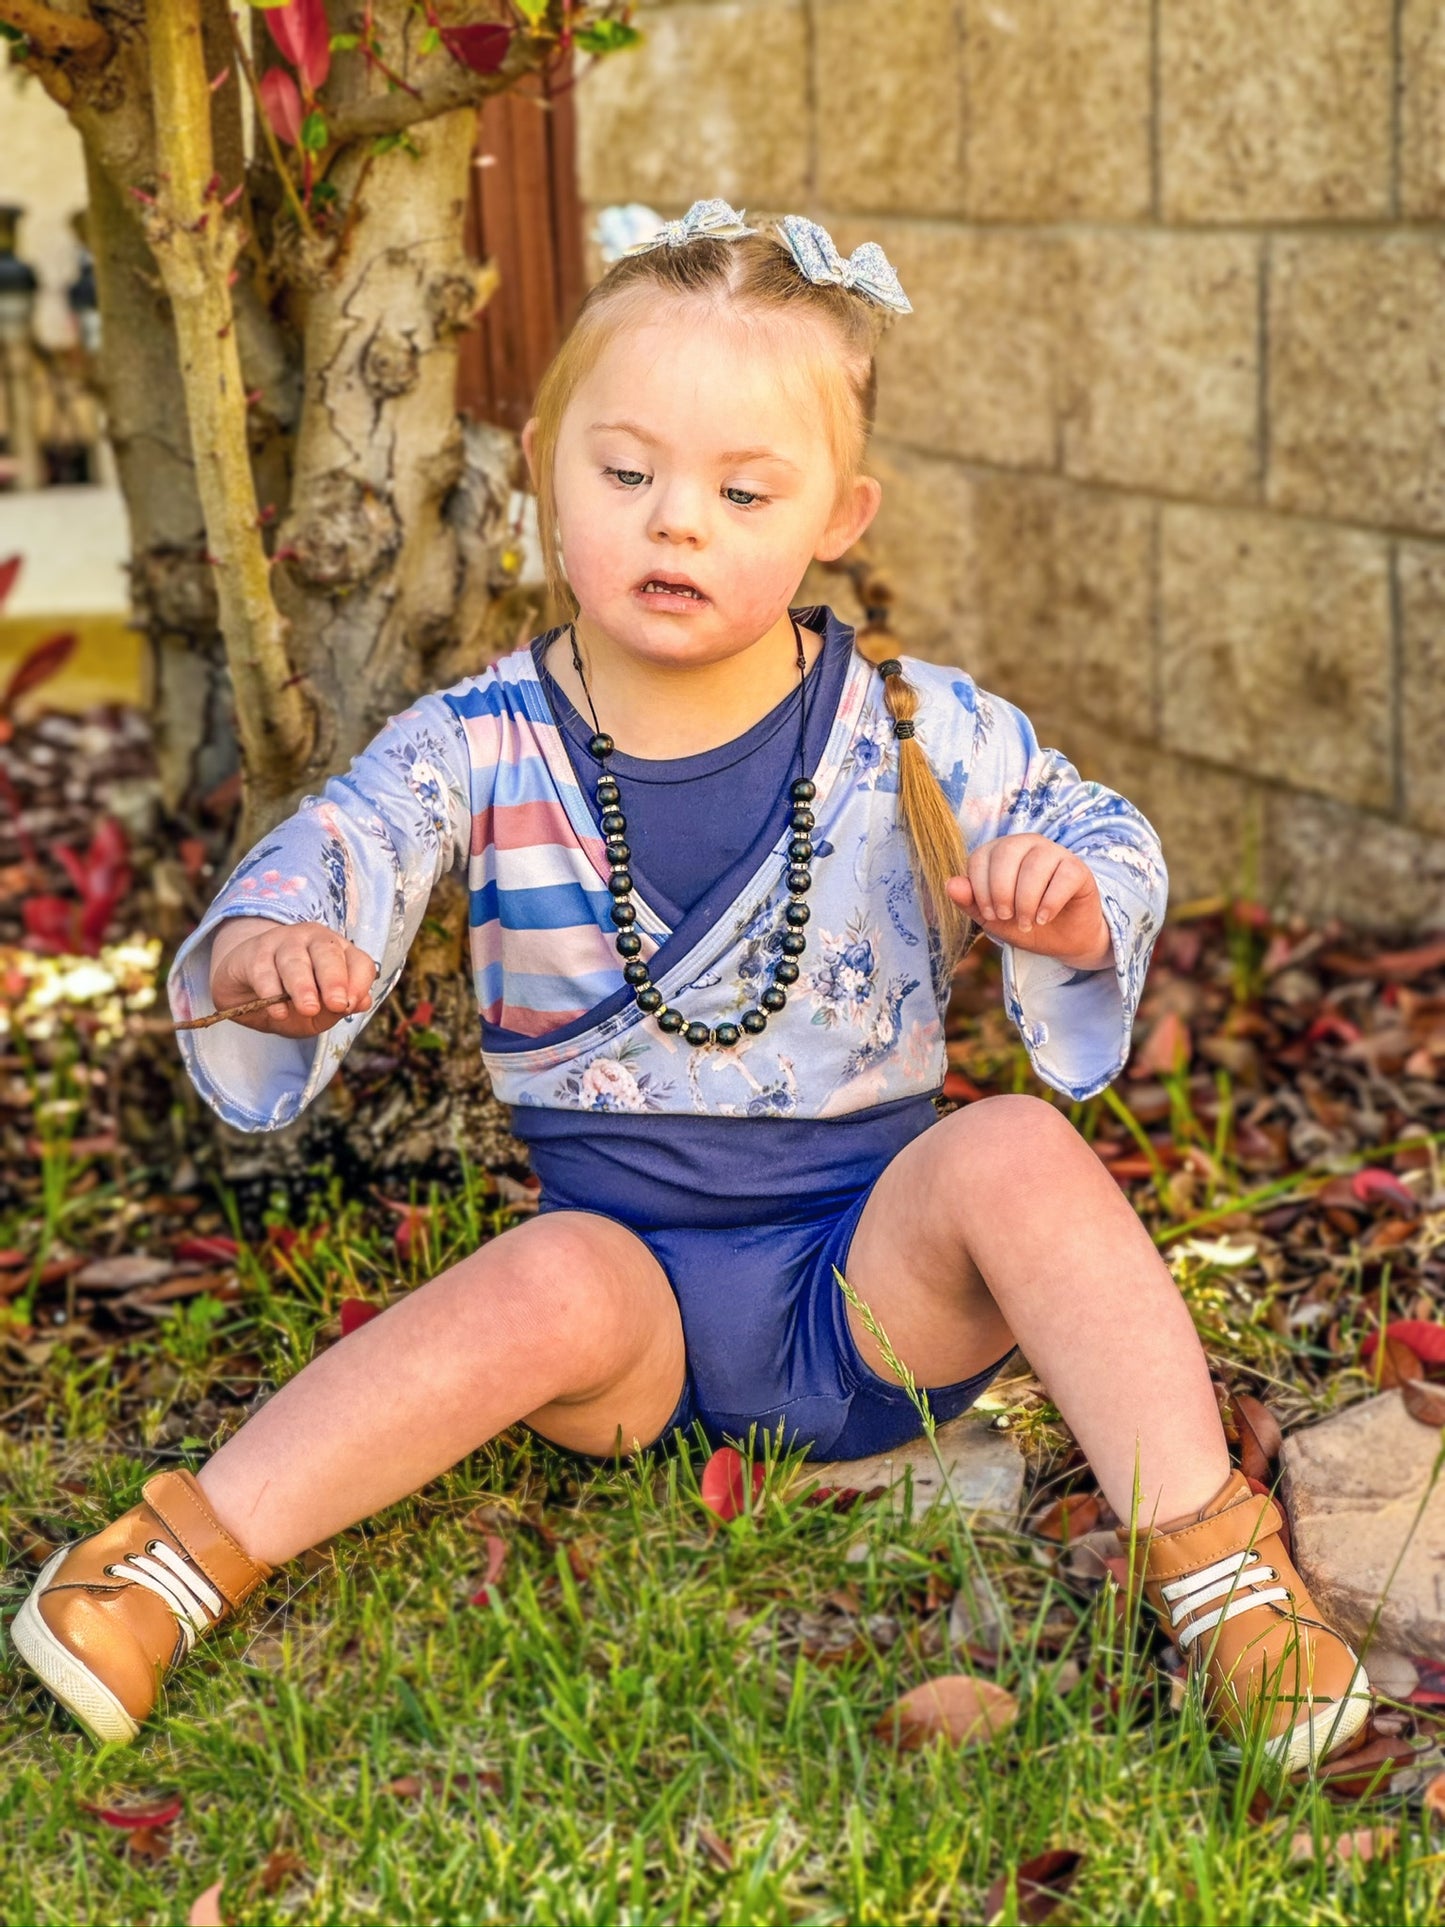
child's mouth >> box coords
[637,577,708,602]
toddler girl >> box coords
[13,201,1368,1774]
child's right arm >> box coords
[167,689,479,1131]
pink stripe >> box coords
[490,795,600,855]
[499,1000,590,1037]
[499,921,626,978]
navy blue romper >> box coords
[518,621,1014,1463]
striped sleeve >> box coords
[167,690,479,1131]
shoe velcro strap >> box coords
[1126,1493,1285,1585]
[143,1470,273,1605]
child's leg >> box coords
[198,1211,686,1566]
[843,1094,1230,1528]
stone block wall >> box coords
[574,0,1445,931]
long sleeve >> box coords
[960,682,1167,1102]
[167,691,477,1131]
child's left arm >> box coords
[950,685,1168,1101]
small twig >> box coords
[172,992,291,1032]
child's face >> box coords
[536,304,880,665]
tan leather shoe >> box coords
[9,1468,272,1745]
[1119,1470,1371,1774]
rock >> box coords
[810,1414,1025,1522]
[1280,1391,1445,1661]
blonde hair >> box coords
[529,228,976,965]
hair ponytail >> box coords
[829,556,982,971]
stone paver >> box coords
[809,1413,1026,1521]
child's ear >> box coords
[814,473,882,563]
[521,417,540,486]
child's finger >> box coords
[1011,844,1063,930]
[945,872,975,909]
[979,839,1025,923]
[346,945,379,1012]
[1034,858,1084,927]
[273,937,324,1018]
[307,931,355,1013]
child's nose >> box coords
[645,481,708,545]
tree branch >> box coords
[142,0,313,795]
[326,44,547,143]
[0,0,110,63]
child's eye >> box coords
[604,467,648,488]
[724,486,768,508]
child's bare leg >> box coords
[197,1212,686,1566]
[843,1094,1230,1527]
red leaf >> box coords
[440,22,512,72]
[1306,1011,1362,1047]
[1350,1167,1419,1214]
[1361,1320,1445,1370]
[21,894,79,953]
[1408,1658,1445,1706]
[469,1533,508,1606]
[1131,1009,1191,1078]
[1,630,77,713]
[258,66,304,147]
[82,1795,184,1829]
[179,837,209,885]
[941,1069,986,1103]
[263,0,330,91]
[173,1235,240,1264]
[1030,1493,1103,1543]
[339,1298,382,1336]
[983,1849,1085,1926]
[0,553,20,614]
[0,1248,27,1268]
[1232,1392,1283,1483]
[700,1446,764,1522]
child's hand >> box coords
[946,835,1114,970]
[209,917,379,1038]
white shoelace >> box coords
[1161,1548,1291,1653]
[105,1540,225,1653]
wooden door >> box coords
[458,62,586,432]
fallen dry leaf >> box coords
[1317,1733,1419,1799]
[1030,1493,1103,1543]
[258,1848,307,1894]
[469,1533,508,1607]
[1376,1337,1426,1390]
[982,1848,1084,1924]
[1362,1320,1445,1371]
[695,1825,735,1873]
[876,1674,1019,1751]
[1288,1826,1396,1866]
[1423,1773,1445,1825]
[74,1254,173,1292]
[187,1881,225,1926]
[1232,1392,1283,1483]
[122,1825,172,1863]
[1403,1380,1445,1427]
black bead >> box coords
[740,1010,768,1035]
[761,987,787,1013]
[596,780,621,808]
[610,901,637,928]
[637,987,663,1013]
[657,1008,684,1034]
[713,1022,741,1048]
[788,837,814,864]
[600,810,626,838]
[785,902,810,928]
[790,777,816,802]
[786,867,812,894]
[608,871,634,897]
[773,959,799,985]
[623,960,651,987]
[589,732,615,760]
[685,1021,713,1047]
[616,931,643,958]
[791,806,815,832]
[780,932,807,957]
[605,838,631,866]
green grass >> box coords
[2,1168,1441,1925]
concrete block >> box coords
[1400,0,1445,215]
[1400,543,1445,837]
[960,0,1151,220]
[814,0,964,212]
[1263,791,1445,934]
[1060,233,1260,500]
[809,1412,1026,1520]
[1159,506,1392,810]
[1269,238,1445,535]
[576,2,810,210]
[1160,0,1393,220]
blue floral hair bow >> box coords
[775,215,912,313]
[624,197,757,255]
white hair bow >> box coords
[775,215,912,313]
[624,197,757,254]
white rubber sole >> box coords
[1219,1658,1373,1775]
[9,1548,142,1746]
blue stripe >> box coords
[468,877,611,932]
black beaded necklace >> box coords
[565,617,817,1050]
